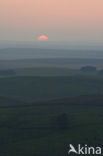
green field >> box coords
[0,75,103,101]
[0,95,103,156]
[0,68,103,156]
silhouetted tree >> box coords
[80,66,96,72]
[56,113,68,130]
[99,69,103,76]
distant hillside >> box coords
[0,48,103,60]
[1,94,103,108]
[47,95,103,106]
[1,58,103,69]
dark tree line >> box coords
[0,70,16,76]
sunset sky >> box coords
[0,0,103,43]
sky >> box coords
[0,0,103,44]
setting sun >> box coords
[37,35,48,41]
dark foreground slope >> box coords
[0,95,103,156]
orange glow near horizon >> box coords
[0,0,103,41]
[0,0,103,29]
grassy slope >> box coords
[0,74,103,155]
[0,95,103,156]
